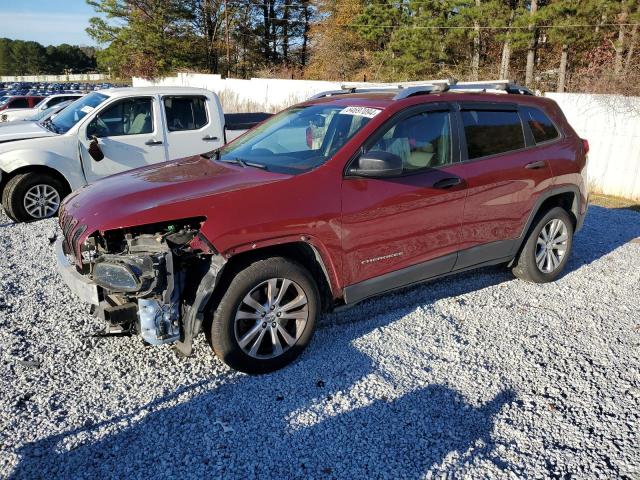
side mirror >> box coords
[88,135,104,162]
[86,119,97,139]
[349,151,403,177]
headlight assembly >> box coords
[92,262,140,292]
[91,253,167,295]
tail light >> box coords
[581,138,589,155]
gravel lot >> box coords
[0,205,639,479]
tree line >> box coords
[3,0,630,94]
[86,0,640,93]
[87,0,314,79]
[308,0,640,94]
[0,39,97,76]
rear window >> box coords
[9,98,29,108]
[521,106,559,144]
[164,96,208,132]
[462,110,525,159]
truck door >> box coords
[161,94,224,160]
[79,96,167,183]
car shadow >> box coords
[8,336,517,479]
[7,256,521,478]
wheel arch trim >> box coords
[222,234,341,299]
[0,149,84,193]
[510,185,582,257]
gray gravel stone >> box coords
[0,205,639,479]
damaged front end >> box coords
[57,216,225,356]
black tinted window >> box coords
[521,106,559,143]
[164,96,208,132]
[10,98,29,108]
[462,110,525,159]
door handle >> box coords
[525,160,546,169]
[202,135,219,141]
[432,177,462,189]
[145,139,163,146]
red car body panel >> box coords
[341,165,468,286]
[62,91,588,302]
[458,147,556,251]
[0,95,44,111]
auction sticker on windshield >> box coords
[80,106,95,114]
[339,106,382,118]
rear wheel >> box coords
[208,257,319,374]
[512,206,574,283]
[1,172,66,223]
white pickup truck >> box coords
[0,87,268,222]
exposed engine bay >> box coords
[78,218,220,351]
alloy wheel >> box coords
[535,218,569,273]
[23,184,60,219]
[234,278,309,359]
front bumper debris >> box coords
[55,238,99,306]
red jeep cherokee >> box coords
[56,81,588,373]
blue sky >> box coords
[0,0,99,46]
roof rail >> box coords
[307,79,533,101]
[308,85,405,100]
[450,80,534,95]
[393,83,449,100]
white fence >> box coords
[546,93,640,201]
[1,73,107,82]
[133,73,347,112]
[133,74,640,201]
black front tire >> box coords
[208,257,320,374]
[1,172,67,223]
[512,206,574,283]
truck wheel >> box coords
[1,172,66,223]
[208,257,319,374]
[512,206,574,283]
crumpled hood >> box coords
[62,154,289,235]
[0,121,55,143]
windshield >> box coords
[33,101,72,122]
[51,92,108,134]
[218,104,378,174]
[34,97,49,109]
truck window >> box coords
[52,92,108,134]
[521,106,559,144]
[48,96,71,107]
[461,110,525,159]
[365,111,452,172]
[163,96,208,131]
[9,98,29,108]
[90,98,154,138]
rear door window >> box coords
[461,110,525,160]
[9,98,29,108]
[163,96,208,131]
[521,106,559,144]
